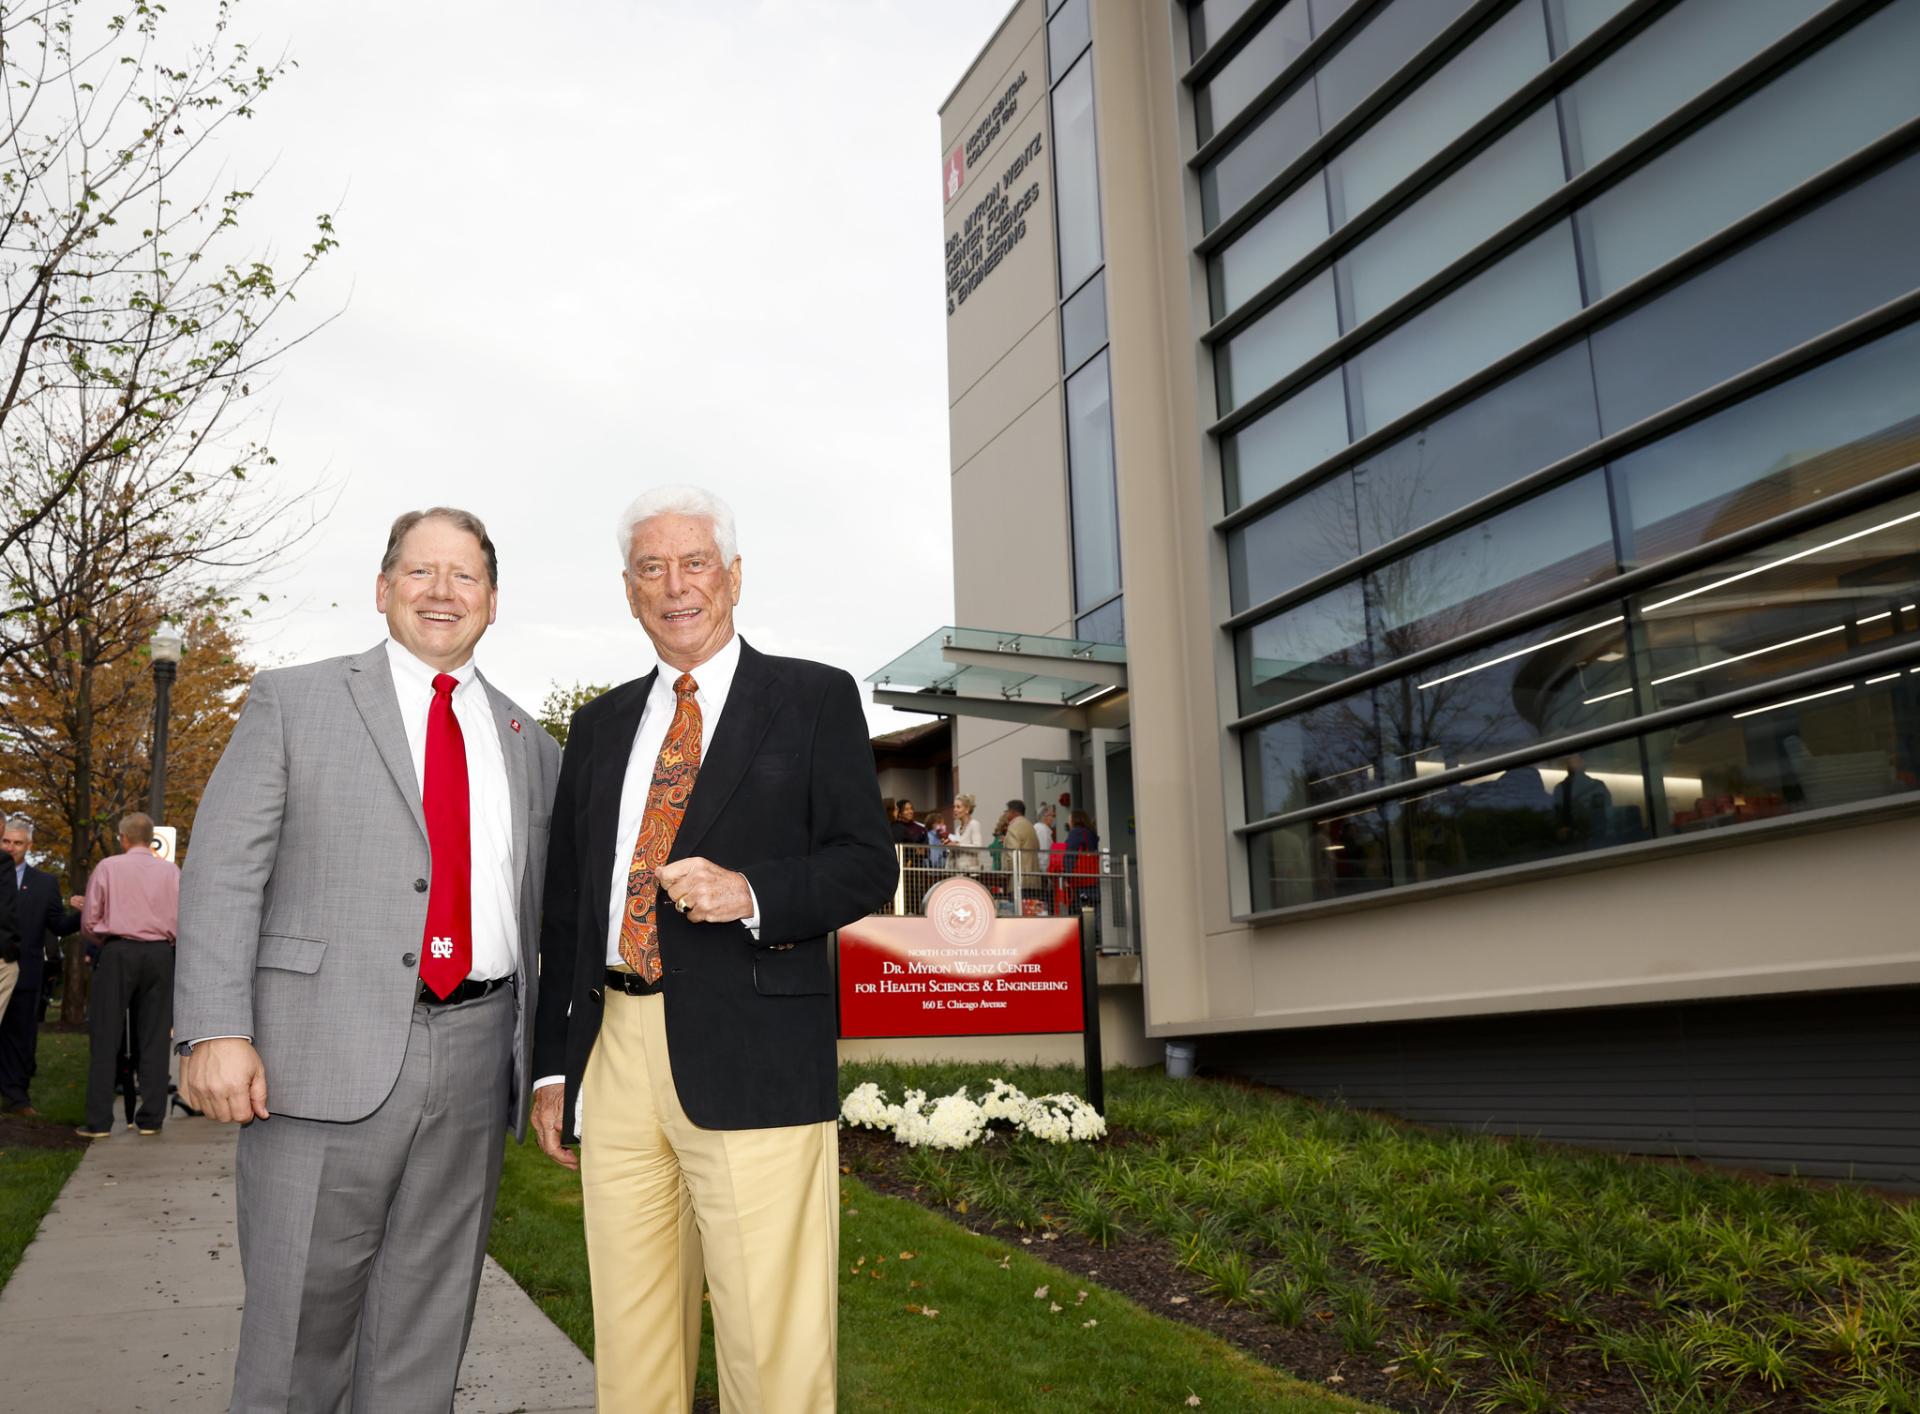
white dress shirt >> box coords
[532,635,760,1106]
[385,638,519,981]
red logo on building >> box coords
[942,144,966,206]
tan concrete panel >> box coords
[943,86,1056,405]
[950,309,1060,471]
[951,388,1073,630]
[955,718,1073,811]
[1182,813,1920,1034]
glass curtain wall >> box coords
[1181,0,1920,912]
[1052,0,1123,641]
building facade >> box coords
[886,0,1920,1183]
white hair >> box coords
[614,485,739,566]
[3,813,31,839]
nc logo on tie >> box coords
[429,936,456,960]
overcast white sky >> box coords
[191,0,1015,729]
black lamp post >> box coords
[148,625,183,824]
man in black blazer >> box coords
[530,485,894,1413]
[1,814,80,1115]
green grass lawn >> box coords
[838,1061,1920,1414]
[490,1137,1379,1412]
[0,1029,88,1292]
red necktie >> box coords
[618,673,701,983]
[419,672,472,999]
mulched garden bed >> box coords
[0,1112,88,1150]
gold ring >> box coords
[675,896,691,914]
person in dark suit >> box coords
[1,814,83,1115]
[530,484,895,1413]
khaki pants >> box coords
[581,990,838,1413]
[0,960,17,1031]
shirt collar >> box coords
[385,636,480,695]
[654,632,741,702]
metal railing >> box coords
[878,843,1140,956]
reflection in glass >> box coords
[1368,472,1618,661]
[1238,578,1372,713]
[1229,470,1361,612]
[1351,342,1601,554]
[1216,268,1339,415]
[1314,0,1474,132]
[1190,0,1262,57]
[1210,175,1329,320]
[1590,153,1920,437]
[1051,57,1104,297]
[1249,807,1391,910]
[1047,0,1089,77]
[1614,320,1920,566]
[1066,351,1121,610]
[1223,369,1350,510]
[1243,690,1380,819]
[1348,220,1583,438]
[1633,491,1920,714]
[1327,0,1551,228]
[1558,0,1830,174]
[1576,1,1920,301]
[1544,0,1635,55]
[1197,4,1313,144]
[1075,595,1125,646]
[1061,269,1108,373]
[1201,80,1319,230]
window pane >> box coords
[1066,351,1121,610]
[1222,368,1350,510]
[1210,175,1329,320]
[1190,0,1261,57]
[1590,153,1920,437]
[1367,470,1618,661]
[1216,267,1339,415]
[1229,470,1362,612]
[1632,490,1920,715]
[1052,56,1104,296]
[1315,0,1475,130]
[1237,578,1372,713]
[1578,1,1920,301]
[1062,269,1108,372]
[1201,80,1319,230]
[1341,104,1564,328]
[1075,595,1125,645]
[1047,0,1090,78]
[1197,3,1314,144]
[1545,0,1635,55]
[1388,733,1648,884]
[1249,807,1391,909]
[1351,342,1601,554]
[1649,667,1920,835]
[1328,0,1552,227]
[1614,320,1920,567]
[1348,220,1583,438]
[1378,611,1635,783]
[1558,0,1832,174]
[1309,0,1363,33]
[1243,691,1380,819]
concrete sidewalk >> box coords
[0,1118,596,1412]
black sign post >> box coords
[1080,908,1104,1115]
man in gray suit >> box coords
[176,507,560,1412]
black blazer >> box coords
[532,639,895,1135]
[10,866,80,991]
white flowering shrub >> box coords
[839,1078,1105,1150]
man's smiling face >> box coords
[375,516,498,671]
[622,513,742,671]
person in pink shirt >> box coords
[76,812,180,1138]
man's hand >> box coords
[180,1038,270,1124]
[68,895,85,912]
[656,858,754,924]
[529,1083,577,1170]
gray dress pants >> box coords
[229,985,514,1413]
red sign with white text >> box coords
[838,879,1083,1037]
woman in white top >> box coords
[948,793,988,871]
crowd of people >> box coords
[882,793,1104,916]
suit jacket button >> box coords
[402,952,418,968]
[589,987,602,1003]
[413,878,428,893]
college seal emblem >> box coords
[922,876,995,947]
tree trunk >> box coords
[60,661,95,1025]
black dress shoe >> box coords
[4,1103,39,1117]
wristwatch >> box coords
[175,1040,196,1057]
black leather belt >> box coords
[417,975,512,1007]
[602,967,663,997]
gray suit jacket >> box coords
[176,641,560,1132]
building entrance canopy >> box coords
[868,626,1128,729]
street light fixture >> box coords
[149,625,184,824]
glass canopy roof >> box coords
[868,626,1126,705]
